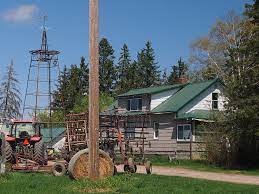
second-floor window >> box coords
[212,93,219,110]
[127,98,142,111]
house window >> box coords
[127,98,142,111]
[177,124,191,141]
[124,128,135,139]
[212,93,219,110]
[153,122,159,139]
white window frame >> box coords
[153,122,159,139]
[212,92,219,110]
[177,124,191,141]
[128,98,142,111]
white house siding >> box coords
[178,83,226,116]
[151,88,180,110]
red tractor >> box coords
[0,120,47,165]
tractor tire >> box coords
[4,141,14,163]
[34,140,47,165]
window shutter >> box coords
[138,98,142,110]
[127,99,130,110]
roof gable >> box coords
[152,79,220,113]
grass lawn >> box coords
[0,172,259,194]
[148,155,259,176]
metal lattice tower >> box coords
[22,17,60,123]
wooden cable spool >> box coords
[68,149,114,180]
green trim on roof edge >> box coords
[118,83,186,97]
[177,109,216,120]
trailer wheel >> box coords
[52,162,66,176]
[145,161,152,174]
[113,165,117,175]
[124,158,136,173]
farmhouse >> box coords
[102,78,226,159]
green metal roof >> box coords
[118,83,185,97]
[177,109,216,120]
[152,79,219,113]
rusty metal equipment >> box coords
[101,113,152,174]
[63,113,88,161]
[63,112,152,174]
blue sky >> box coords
[0,0,247,98]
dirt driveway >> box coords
[116,165,259,185]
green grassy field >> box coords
[149,155,259,176]
[0,172,258,194]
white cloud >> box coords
[2,4,39,23]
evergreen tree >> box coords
[52,66,69,111]
[0,60,21,120]
[52,56,88,113]
[178,57,188,78]
[127,60,139,89]
[99,38,116,94]
[161,68,168,85]
[79,56,89,94]
[168,58,188,84]
[137,41,160,87]
[168,65,179,84]
[117,44,131,94]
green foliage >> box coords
[168,57,188,84]
[196,1,259,167]
[116,44,132,94]
[160,68,168,84]
[0,60,21,120]
[222,0,259,165]
[37,110,65,123]
[72,93,114,113]
[137,41,160,87]
[99,38,117,95]
[52,57,89,113]
[0,173,258,194]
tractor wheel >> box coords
[52,162,66,176]
[34,140,47,165]
[4,141,14,163]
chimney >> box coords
[177,77,188,84]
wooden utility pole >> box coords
[89,0,100,180]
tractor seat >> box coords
[19,131,30,140]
